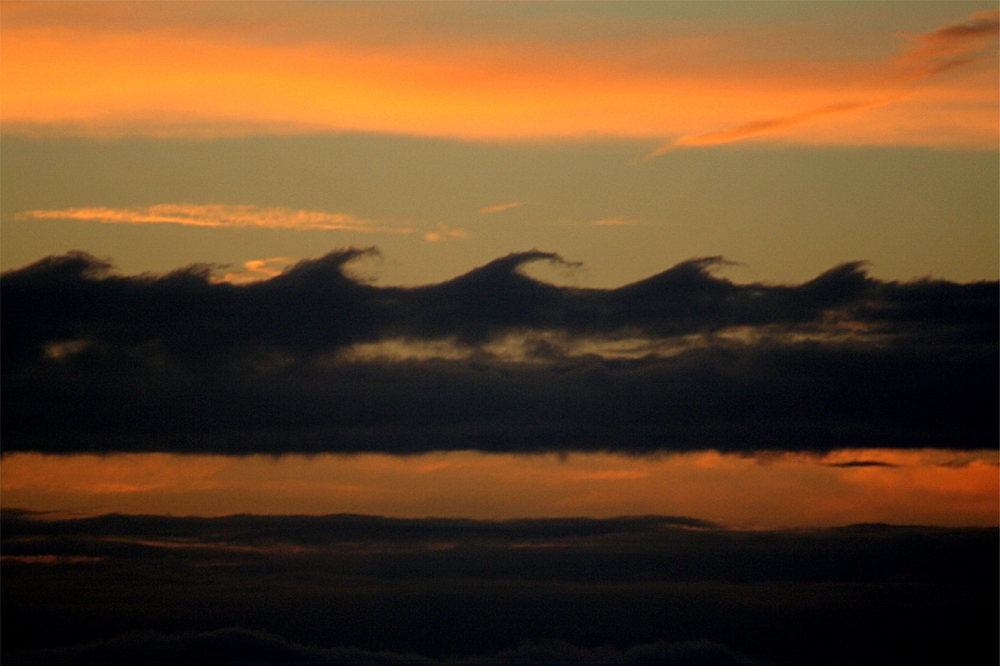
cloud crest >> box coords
[2,250,995,454]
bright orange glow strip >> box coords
[2,450,996,528]
[1,6,996,146]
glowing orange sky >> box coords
[1,3,996,147]
[2,450,996,528]
[1,4,996,533]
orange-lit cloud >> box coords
[0,4,995,148]
[479,202,525,214]
[215,257,297,285]
[424,223,469,242]
[0,555,103,564]
[15,204,410,233]
[1,450,996,528]
[896,10,1000,81]
[645,11,999,156]
[647,101,881,157]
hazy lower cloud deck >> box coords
[1,2,997,664]
[3,511,997,664]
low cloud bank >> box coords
[3,250,995,454]
[3,511,996,664]
[7,628,753,665]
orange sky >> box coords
[1,3,996,147]
[1,4,996,532]
[3,450,996,528]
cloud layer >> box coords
[3,511,996,664]
[2,5,996,147]
[2,250,996,454]
[9,630,754,665]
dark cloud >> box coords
[7,629,754,665]
[3,511,994,588]
[7,628,438,665]
[2,251,996,454]
[3,512,996,664]
[0,512,716,545]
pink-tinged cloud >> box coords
[15,204,411,233]
[479,202,525,214]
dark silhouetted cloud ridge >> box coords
[2,250,995,454]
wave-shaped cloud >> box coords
[2,250,995,455]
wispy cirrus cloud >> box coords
[15,204,411,233]
[2,5,994,148]
[591,217,638,227]
[424,223,469,242]
[646,101,878,157]
[896,10,1000,81]
[644,10,999,158]
[478,202,525,215]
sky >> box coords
[2,2,998,285]
[1,2,998,664]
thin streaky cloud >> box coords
[15,204,412,233]
[822,461,902,469]
[591,217,638,227]
[479,202,525,215]
[3,7,994,147]
[646,101,879,158]
[424,223,470,243]
[904,10,999,55]
[895,10,999,82]
[643,11,999,159]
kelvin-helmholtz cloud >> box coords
[2,249,996,454]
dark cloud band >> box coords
[3,251,996,454]
[3,511,996,664]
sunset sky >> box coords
[2,2,997,664]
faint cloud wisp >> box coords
[424,223,470,242]
[591,217,638,227]
[478,202,525,214]
[643,10,999,159]
[16,204,412,233]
